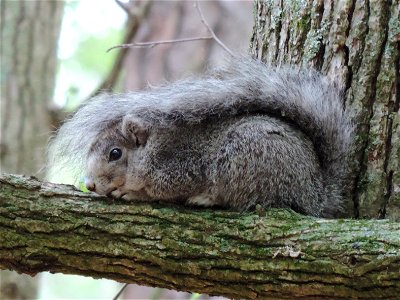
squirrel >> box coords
[48,56,353,218]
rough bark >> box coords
[250,0,400,220]
[1,174,399,299]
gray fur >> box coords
[48,56,353,217]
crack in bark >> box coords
[343,0,355,96]
[273,0,283,63]
[310,0,325,69]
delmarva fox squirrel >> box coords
[48,56,353,217]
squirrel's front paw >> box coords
[186,194,214,207]
[109,189,126,199]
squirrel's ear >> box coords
[121,115,150,146]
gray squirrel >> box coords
[48,56,353,218]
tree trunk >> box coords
[250,0,400,220]
[0,174,399,299]
[0,1,64,299]
[0,0,64,176]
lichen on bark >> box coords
[1,174,399,299]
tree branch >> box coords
[0,174,399,299]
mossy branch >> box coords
[0,174,399,299]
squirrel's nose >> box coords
[84,178,96,192]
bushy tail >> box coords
[132,56,354,210]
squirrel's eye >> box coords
[109,148,122,161]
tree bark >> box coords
[250,0,400,221]
[1,174,399,299]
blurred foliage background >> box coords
[54,0,253,110]
[55,0,125,109]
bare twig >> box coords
[114,0,132,17]
[113,283,129,300]
[90,0,152,97]
[194,0,233,56]
[107,36,213,52]
[107,0,233,56]
[195,0,225,70]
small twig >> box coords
[194,0,233,56]
[107,36,213,52]
[112,283,129,300]
[114,0,132,17]
[89,0,152,97]
[107,0,233,56]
